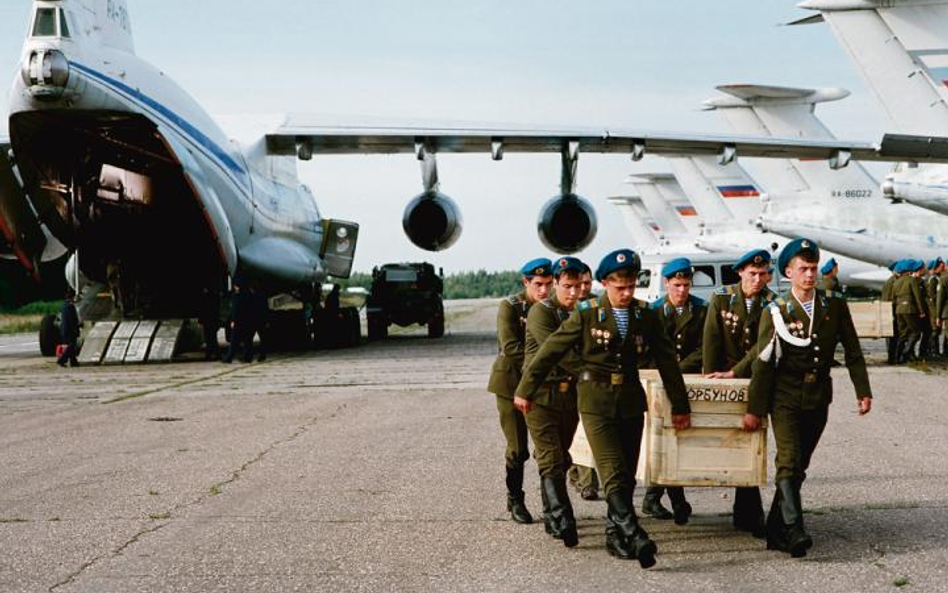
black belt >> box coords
[579,370,635,386]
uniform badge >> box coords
[617,253,627,263]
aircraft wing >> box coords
[264,119,948,164]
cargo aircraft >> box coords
[2,0,944,355]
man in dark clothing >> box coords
[222,280,251,363]
[199,287,221,361]
[57,290,81,368]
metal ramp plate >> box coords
[148,319,185,363]
[125,320,159,363]
[103,320,139,365]
[77,321,119,365]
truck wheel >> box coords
[367,312,387,341]
[427,312,444,338]
[336,307,361,348]
[39,314,60,357]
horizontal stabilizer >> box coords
[707,85,849,109]
[786,14,824,26]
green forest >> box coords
[334,270,522,299]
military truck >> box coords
[366,262,444,340]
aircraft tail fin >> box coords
[607,196,660,252]
[673,155,764,225]
[625,175,693,238]
[798,0,948,135]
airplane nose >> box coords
[21,49,70,100]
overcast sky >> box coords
[0,1,892,273]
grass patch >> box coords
[0,517,28,523]
[147,489,159,496]
[210,484,221,495]
[0,314,43,335]
[894,577,910,587]
[48,517,61,522]
[865,501,921,511]
[148,512,170,520]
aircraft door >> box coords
[320,219,359,279]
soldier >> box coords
[568,263,601,501]
[745,238,872,558]
[515,257,586,547]
[819,258,841,293]
[894,260,926,363]
[881,261,901,365]
[925,259,944,359]
[640,257,706,525]
[938,259,948,356]
[56,289,81,368]
[516,249,691,567]
[916,261,934,360]
[488,258,553,524]
[702,248,776,537]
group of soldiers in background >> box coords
[883,257,948,364]
[218,278,270,364]
[488,240,871,567]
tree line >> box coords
[333,269,522,299]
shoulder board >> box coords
[762,290,777,303]
[713,286,729,296]
[577,298,598,311]
[539,297,554,309]
[775,297,787,307]
[690,294,708,307]
[651,297,666,310]
[506,294,522,306]
[824,289,843,299]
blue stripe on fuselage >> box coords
[67,61,248,188]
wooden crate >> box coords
[849,300,894,339]
[569,373,767,488]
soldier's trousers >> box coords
[580,408,644,500]
[771,400,829,482]
[569,465,599,491]
[495,395,530,468]
[524,399,579,480]
[897,314,921,356]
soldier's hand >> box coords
[513,396,533,414]
[742,413,761,432]
[857,397,872,415]
[705,370,736,379]
[672,414,691,431]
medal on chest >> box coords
[722,310,741,335]
[591,327,612,348]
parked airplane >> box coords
[795,0,948,217]
[2,0,944,355]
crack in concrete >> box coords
[45,401,349,591]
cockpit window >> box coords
[32,8,57,37]
[59,9,70,38]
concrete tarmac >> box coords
[1,298,946,592]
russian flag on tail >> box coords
[716,185,759,198]
[675,205,697,216]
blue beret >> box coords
[913,259,925,272]
[928,257,943,269]
[894,260,910,274]
[820,258,838,275]
[777,238,820,278]
[595,249,641,282]
[662,257,694,279]
[520,258,553,278]
[552,256,585,277]
[888,260,900,271]
[733,249,771,271]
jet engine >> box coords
[537,194,597,254]
[402,191,463,251]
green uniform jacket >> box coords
[881,275,897,302]
[639,294,707,373]
[523,294,581,409]
[487,291,531,398]
[938,272,948,320]
[747,290,872,416]
[926,275,940,318]
[703,284,777,377]
[516,296,691,417]
[894,275,925,315]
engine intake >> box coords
[402,191,463,251]
[537,194,597,254]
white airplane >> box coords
[1,0,943,354]
[704,82,948,266]
[794,0,948,217]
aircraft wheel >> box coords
[39,314,60,357]
[367,312,387,341]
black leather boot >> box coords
[777,478,811,558]
[605,517,635,560]
[765,489,787,551]
[542,477,579,547]
[733,487,766,538]
[641,486,673,520]
[540,482,553,535]
[667,487,692,526]
[607,491,657,568]
[505,466,533,524]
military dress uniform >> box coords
[516,249,691,567]
[522,285,582,546]
[881,266,900,364]
[893,261,926,362]
[702,250,776,535]
[748,238,872,558]
[925,260,943,358]
[488,258,552,524]
[938,267,948,354]
[639,258,706,525]
[818,258,841,293]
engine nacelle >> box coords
[537,194,597,254]
[402,191,463,251]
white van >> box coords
[637,252,784,303]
